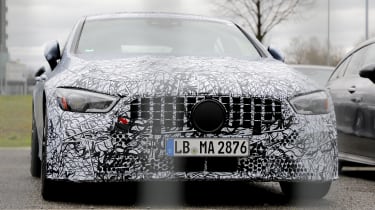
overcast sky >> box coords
[4,0,375,70]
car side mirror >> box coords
[359,64,375,83]
[44,40,61,70]
[34,66,46,82]
[268,46,285,62]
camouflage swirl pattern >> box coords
[43,55,338,182]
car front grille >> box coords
[129,96,283,135]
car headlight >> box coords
[56,88,119,113]
[289,91,331,115]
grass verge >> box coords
[0,95,32,147]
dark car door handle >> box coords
[348,86,356,94]
[351,97,362,103]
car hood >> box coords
[47,56,319,99]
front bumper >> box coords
[45,96,338,182]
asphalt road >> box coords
[1,148,375,209]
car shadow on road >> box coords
[47,181,333,208]
[341,167,375,182]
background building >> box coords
[4,60,27,95]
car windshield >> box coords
[75,17,261,59]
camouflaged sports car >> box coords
[30,12,338,200]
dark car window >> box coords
[344,46,369,76]
[363,43,375,67]
[76,18,261,59]
[329,56,351,81]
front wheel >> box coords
[279,181,332,200]
[30,116,41,178]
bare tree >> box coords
[215,0,313,42]
[285,36,345,66]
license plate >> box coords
[166,138,249,157]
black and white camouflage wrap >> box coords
[43,56,338,182]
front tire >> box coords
[279,181,332,200]
[30,116,41,177]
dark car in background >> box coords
[292,65,334,87]
[327,38,375,169]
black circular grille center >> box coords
[190,99,226,133]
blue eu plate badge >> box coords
[166,138,174,156]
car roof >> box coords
[84,12,234,25]
[350,37,375,53]
[335,37,375,68]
